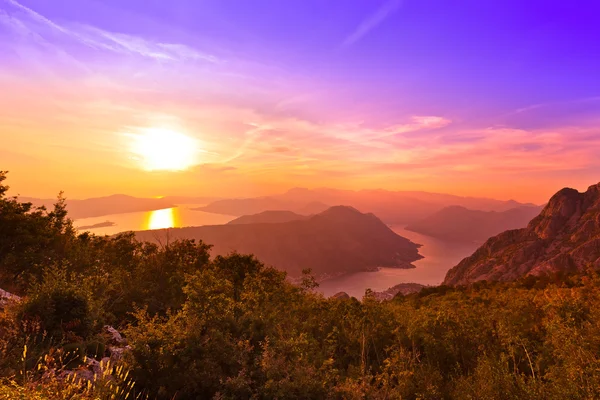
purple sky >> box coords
[1,0,600,202]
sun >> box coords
[130,128,199,171]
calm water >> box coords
[76,211,479,298]
[74,205,235,235]
[316,226,480,298]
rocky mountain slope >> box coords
[406,205,542,243]
[444,183,600,286]
[135,206,423,279]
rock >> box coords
[372,283,426,301]
[0,288,20,309]
[100,325,131,361]
[444,182,600,286]
[0,288,20,302]
[86,357,102,375]
[54,356,117,385]
[108,345,131,362]
[103,325,126,345]
[331,292,351,300]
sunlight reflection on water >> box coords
[146,208,178,230]
[74,205,235,235]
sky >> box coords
[1,0,599,203]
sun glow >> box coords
[147,208,178,230]
[131,128,199,171]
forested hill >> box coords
[3,171,600,399]
[134,205,423,279]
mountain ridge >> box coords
[405,205,542,243]
[444,183,600,286]
[19,195,175,219]
[197,187,538,225]
[227,210,307,225]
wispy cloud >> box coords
[342,0,403,47]
[0,0,218,63]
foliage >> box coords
[3,171,600,399]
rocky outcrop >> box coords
[372,283,426,300]
[331,292,351,300]
[103,325,130,362]
[444,183,600,286]
[45,326,131,384]
[0,288,20,309]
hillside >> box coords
[3,172,600,399]
[197,187,537,224]
[406,205,542,243]
[444,183,600,285]
[227,210,307,225]
[135,206,423,278]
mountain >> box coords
[227,210,307,225]
[77,221,116,230]
[134,206,423,279]
[195,197,330,217]
[161,195,222,204]
[197,187,537,224]
[444,183,600,286]
[20,195,175,219]
[405,205,542,243]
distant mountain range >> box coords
[195,199,330,217]
[227,210,308,225]
[77,221,116,230]
[197,187,538,224]
[22,188,537,227]
[20,194,175,219]
[405,205,543,243]
[134,206,423,279]
[444,183,600,286]
[160,195,222,204]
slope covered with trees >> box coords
[2,172,600,400]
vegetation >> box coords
[2,171,600,399]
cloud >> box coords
[198,163,237,173]
[377,116,452,138]
[76,25,219,63]
[0,0,218,64]
[271,146,293,153]
[342,0,403,47]
[221,111,600,185]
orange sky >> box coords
[2,1,600,204]
[3,81,597,205]
[2,73,599,204]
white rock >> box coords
[0,289,20,310]
[103,325,125,345]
